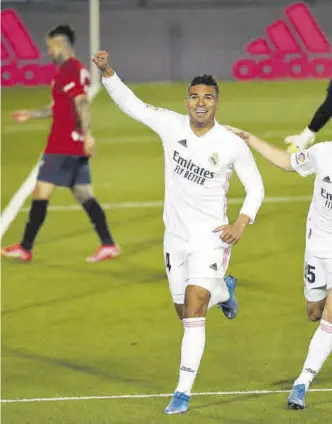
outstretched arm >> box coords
[228,127,293,172]
[92,50,179,134]
[247,134,293,171]
[11,105,52,122]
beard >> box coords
[190,112,214,128]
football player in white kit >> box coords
[92,51,265,414]
[229,128,332,410]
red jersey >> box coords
[45,57,90,156]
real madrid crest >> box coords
[209,152,219,166]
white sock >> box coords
[175,317,206,395]
[294,319,332,389]
[208,279,230,310]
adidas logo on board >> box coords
[233,2,332,81]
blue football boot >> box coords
[218,275,238,319]
[164,392,190,415]
[288,384,306,410]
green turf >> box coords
[1,80,332,423]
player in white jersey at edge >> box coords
[229,128,332,410]
[92,51,265,415]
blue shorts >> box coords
[37,154,91,187]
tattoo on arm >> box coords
[75,96,91,136]
[31,106,52,118]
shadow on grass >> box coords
[2,344,155,391]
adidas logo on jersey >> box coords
[178,139,187,148]
[233,2,332,80]
[209,263,218,271]
[323,176,331,183]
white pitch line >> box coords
[2,123,49,134]
[97,130,332,146]
[0,163,41,239]
[19,195,311,213]
[1,388,331,404]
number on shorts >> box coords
[165,252,171,272]
[305,262,316,284]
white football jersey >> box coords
[102,74,264,242]
[291,142,332,258]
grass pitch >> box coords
[1,79,332,423]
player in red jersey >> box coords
[2,25,119,262]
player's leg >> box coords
[163,236,194,412]
[214,247,238,319]
[306,298,326,322]
[205,246,238,319]
[164,237,187,320]
[288,254,332,410]
[71,157,119,262]
[164,282,209,415]
[289,288,332,410]
[2,155,57,261]
[176,274,234,319]
[165,245,230,415]
[21,181,55,249]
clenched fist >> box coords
[92,51,113,76]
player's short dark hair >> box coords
[187,74,219,97]
[48,25,75,45]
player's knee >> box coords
[32,181,54,200]
[184,286,209,317]
[72,184,93,204]
[184,304,206,318]
[307,307,323,322]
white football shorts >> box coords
[164,232,232,304]
[304,249,332,302]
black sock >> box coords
[21,200,48,251]
[83,198,115,245]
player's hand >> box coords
[84,135,95,157]
[92,51,111,73]
[11,110,32,123]
[284,128,316,152]
[213,222,244,245]
[225,125,250,143]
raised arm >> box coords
[285,80,332,151]
[92,50,179,134]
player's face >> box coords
[185,85,218,127]
[47,37,64,63]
